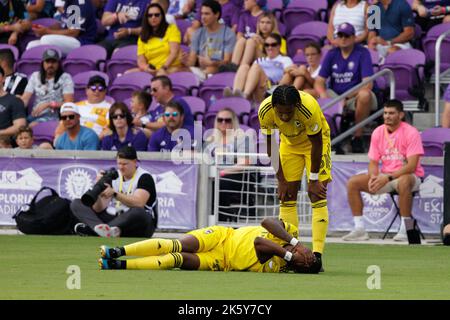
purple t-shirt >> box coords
[61,0,97,45]
[148,125,196,152]
[444,84,450,102]
[237,10,261,38]
[319,44,374,95]
[195,1,239,28]
[104,0,148,40]
[101,128,148,151]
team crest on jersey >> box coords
[310,123,319,132]
[348,61,355,70]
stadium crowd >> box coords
[0,0,449,246]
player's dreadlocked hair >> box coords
[271,85,301,107]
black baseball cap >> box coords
[87,75,107,87]
[42,48,60,61]
[117,146,138,160]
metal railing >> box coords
[434,30,450,127]
[318,69,396,146]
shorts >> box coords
[327,89,378,112]
[279,135,332,183]
[375,174,422,194]
[187,226,233,271]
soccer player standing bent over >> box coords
[258,85,332,272]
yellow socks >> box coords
[126,253,184,270]
[311,200,329,254]
[279,200,298,228]
[124,239,182,257]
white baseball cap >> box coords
[60,102,80,115]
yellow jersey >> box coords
[258,90,330,146]
[223,222,298,273]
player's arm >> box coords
[261,218,298,244]
[254,237,293,264]
[307,130,323,177]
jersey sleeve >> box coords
[258,97,275,136]
[300,94,323,136]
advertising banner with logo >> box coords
[328,162,444,234]
[0,158,198,230]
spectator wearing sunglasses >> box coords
[226,33,293,103]
[54,75,112,141]
[101,102,148,152]
[204,108,254,221]
[147,100,196,152]
[54,102,99,150]
[315,23,376,154]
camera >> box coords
[81,168,119,207]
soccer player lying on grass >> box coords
[99,218,319,273]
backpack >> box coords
[13,187,78,235]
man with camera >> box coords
[71,146,158,238]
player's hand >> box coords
[368,174,388,193]
[308,180,327,199]
[278,180,299,202]
[292,245,315,267]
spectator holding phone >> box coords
[125,3,187,75]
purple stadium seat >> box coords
[108,72,152,102]
[169,72,200,97]
[421,127,450,156]
[180,96,206,122]
[0,44,19,61]
[317,98,344,138]
[292,45,329,65]
[72,71,110,101]
[422,22,450,73]
[175,19,192,40]
[17,18,61,53]
[16,45,62,76]
[203,97,252,129]
[282,0,328,35]
[32,120,59,145]
[198,72,236,107]
[62,45,107,77]
[380,49,426,101]
[105,45,138,81]
[267,0,283,11]
[287,21,328,58]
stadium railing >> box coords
[433,29,450,126]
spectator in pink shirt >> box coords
[342,99,424,242]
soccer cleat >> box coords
[393,230,408,242]
[98,258,121,270]
[74,223,93,236]
[100,245,121,259]
[342,229,370,241]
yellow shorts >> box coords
[187,226,233,271]
[279,137,332,183]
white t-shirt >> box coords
[76,99,112,136]
[333,1,367,37]
[256,54,293,84]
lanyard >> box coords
[384,126,396,150]
[115,171,137,209]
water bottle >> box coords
[209,94,217,106]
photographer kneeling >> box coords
[71,146,158,238]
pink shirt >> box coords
[368,122,425,177]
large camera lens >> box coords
[81,168,119,207]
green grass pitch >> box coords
[1,235,449,300]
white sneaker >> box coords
[94,224,121,238]
[393,230,408,242]
[342,229,370,241]
[110,226,121,238]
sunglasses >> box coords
[89,85,106,92]
[264,42,279,48]
[60,114,76,120]
[148,13,161,18]
[164,111,179,117]
[217,117,232,123]
[337,33,351,38]
[111,114,126,120]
